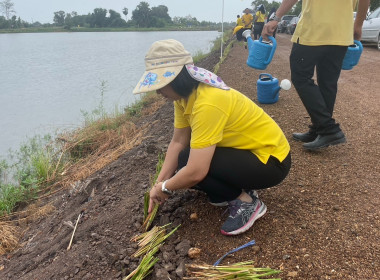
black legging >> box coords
[178,147,291,203]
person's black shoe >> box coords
[303,131,346,151]
[292,131,317,143]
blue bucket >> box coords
[256,73,280,104]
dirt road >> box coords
[0,33,379,280]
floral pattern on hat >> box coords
[139,72,161,90]
[185,64,229,90]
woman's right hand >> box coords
[148,182,169,213]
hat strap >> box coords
[185,64,230,90]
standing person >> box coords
[241,8,254,48]
[267,7,277,38]
[262,0,370,151]
[236,14,243,27]
[253,4,266,40]
[241,8,253,30]
[133,39,291,236]
[234,14,245,41]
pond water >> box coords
[0,31,220,158]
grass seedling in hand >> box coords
[142,154,164,231]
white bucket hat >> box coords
[133,39,193,94]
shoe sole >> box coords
[303,137,346,151]
[209,201,229,207]
[220,202,267,236]
[292,135,317,143]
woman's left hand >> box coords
[148,182,169,213]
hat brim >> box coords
[133,65,184,94]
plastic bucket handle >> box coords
[259,73,273,81]
[259,36,277,65]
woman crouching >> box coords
[133,39,291,236]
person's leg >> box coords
[178,147,291,235]
[289,42,348,154]
[257,23,264,39]
[316,45,347,117]
[290,43,341,135]
[236,28,244,41]
[178,147,291,203]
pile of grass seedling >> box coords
[125,224,180,280]
[184,261,281,279]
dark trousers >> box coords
[290,43,348,135]
[178,147,291,203]
[253,22,264,40]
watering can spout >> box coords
[242,29,254,49]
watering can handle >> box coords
[259,36,277,65]
[354,40,363,52]
[259,73,273,80]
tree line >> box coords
[0,1,225,30]
[1,0,380,30]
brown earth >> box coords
[0,34,379,280]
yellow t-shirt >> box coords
[236,17,243,26]
[174,83,290,164]
[255,11,265,23]
[241,13,253,28]
[291,0,358,46]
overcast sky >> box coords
[12,0,261,24]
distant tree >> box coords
[370,0,380,11]
[90,8,107,27]
[151,5,171,24]
[10,14,15,27]
[53,10,65,26]
[265,1,281,15]
[250,0,268,11]
[108,9,126,27]
[122,7,128,20]
[291,0,302,15]
[131,1,151,27]
[64,13,73,28]
[0,0,15,20]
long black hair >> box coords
[258,5,266,14]
[170,66,200,98]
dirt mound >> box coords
[1,35,379,280]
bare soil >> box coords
[1,34,379,280]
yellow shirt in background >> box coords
[236,17,243,26]
[255,11,265,23]
[241,13,253,28]
[174,83,290,164]
[292,0,358,46]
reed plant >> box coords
[185,261,281,279]
[142,153,164,231]
[123,244,161,280]
[132,224,180,257]
[126,224,180,280]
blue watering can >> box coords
[342,40,363,70]
[242,30,277,70]
[257,73,291,104]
